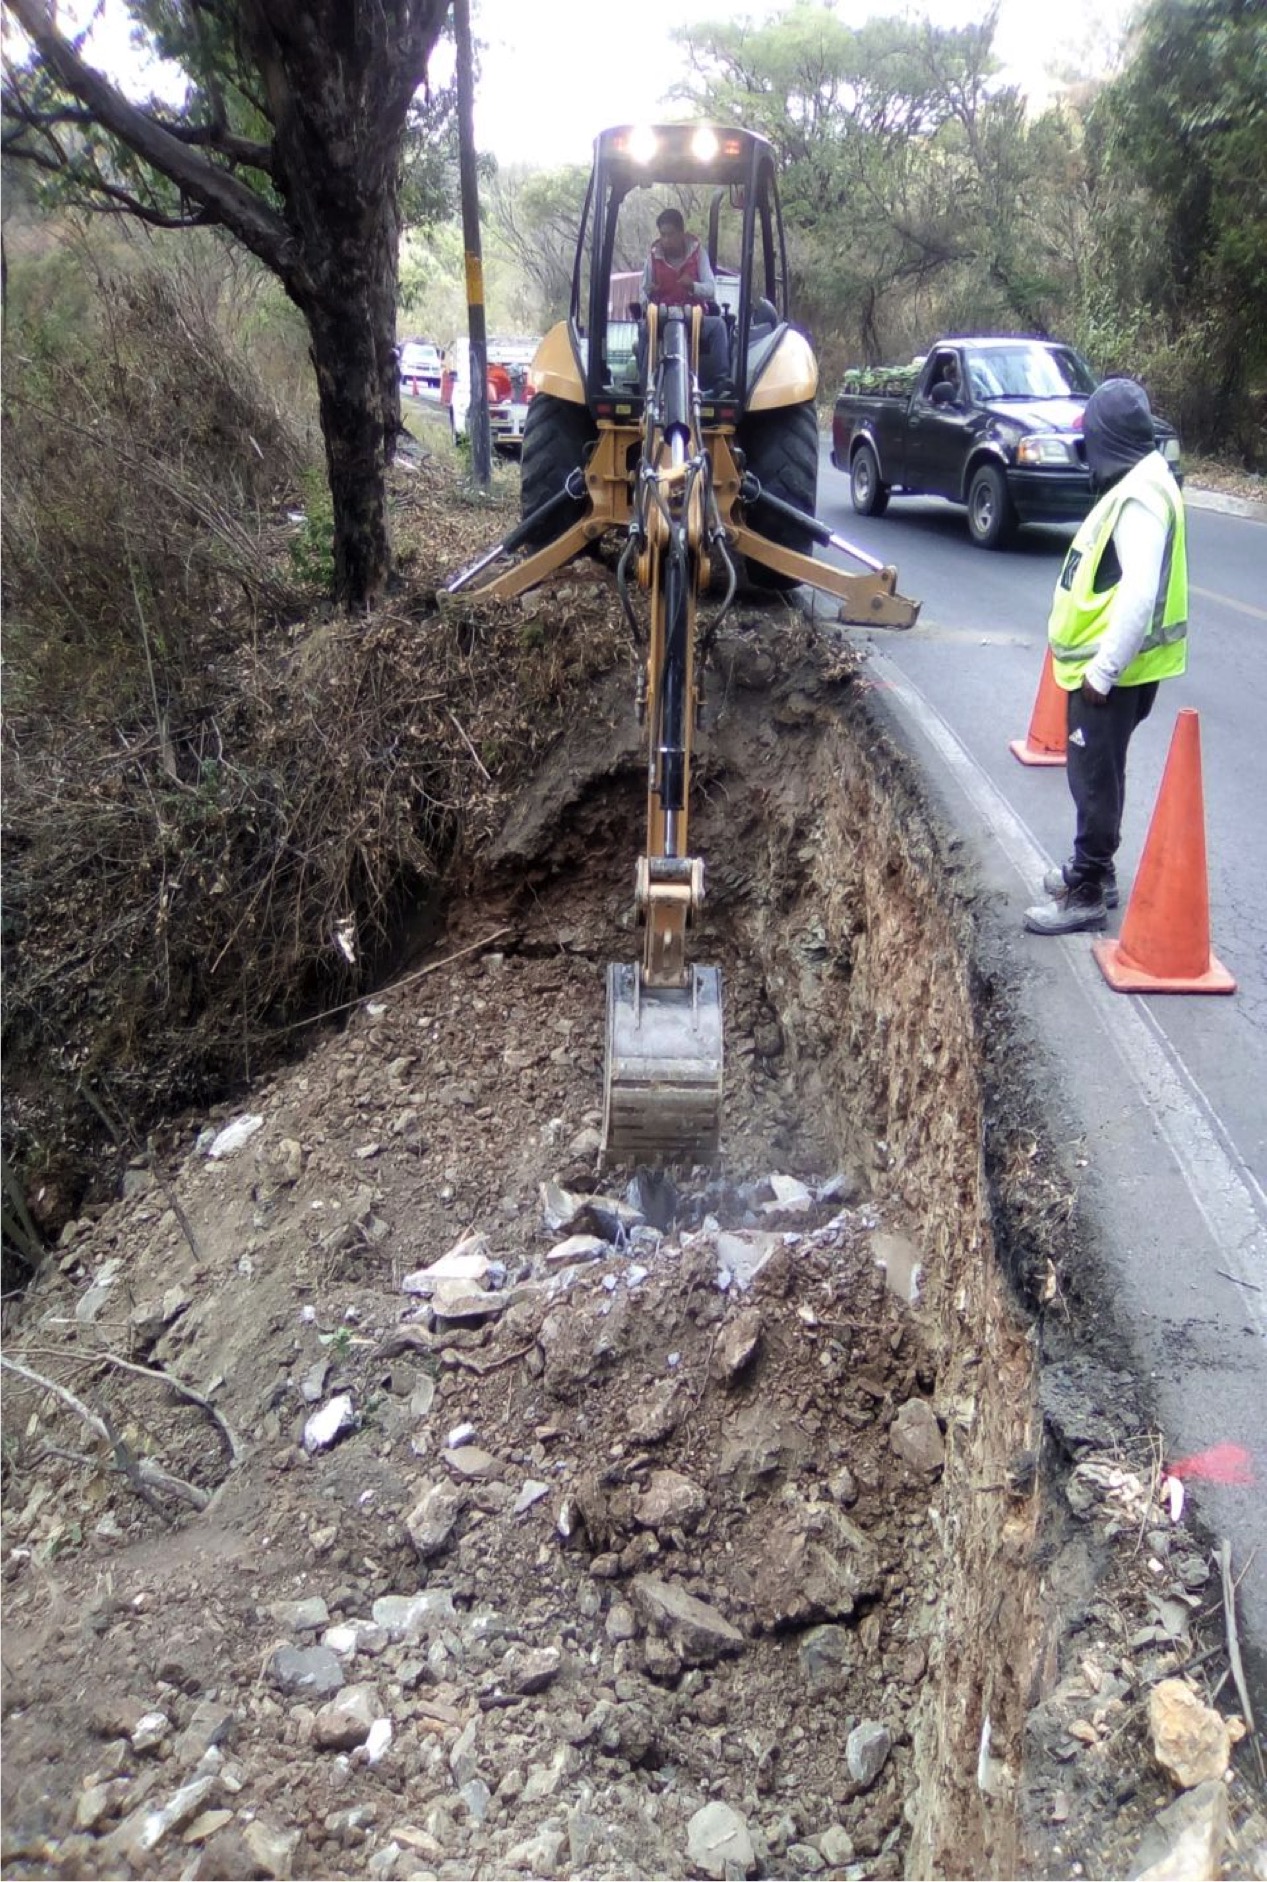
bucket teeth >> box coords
[602,962,723,1166]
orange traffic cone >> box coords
[1093,709,1236,994]
[1009,648,1067,766]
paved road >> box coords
[814,447,1267,1703]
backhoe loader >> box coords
[449,123,920,1170]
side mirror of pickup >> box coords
[929,381,959,407]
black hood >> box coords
[1082,377,1156,486]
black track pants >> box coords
[1065,680,1160,888]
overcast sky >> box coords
[69,0,1138,171]
[453,0,1139,167]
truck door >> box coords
[904,349,971,497]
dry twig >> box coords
[0,1354,209,1515]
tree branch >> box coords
[4,0,299,287]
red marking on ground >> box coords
[1168,1443,1255,1486]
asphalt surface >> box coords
[814,446,1267,1708]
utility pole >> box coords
[453,0,490,487]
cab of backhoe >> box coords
[529,122,816,427]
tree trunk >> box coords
[306,291,394,609]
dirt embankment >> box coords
[3,609,1262,1881]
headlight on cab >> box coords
[1017,435,1075,466]
[627,126,659,165]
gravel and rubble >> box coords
[3,618,1263,1879]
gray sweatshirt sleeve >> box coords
[693,247,716,298]
[1083,496,1170,695]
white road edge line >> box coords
[874,660,1267,1342]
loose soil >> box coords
[3,597,1263,1880]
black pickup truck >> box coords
[831,336,1182,548]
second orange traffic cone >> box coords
[1092,709,1236,994]
[1009,648,1067,766]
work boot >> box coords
[1042,863,1119,909]
[1024,884,1109,935]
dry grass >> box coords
[2,259,627,1256]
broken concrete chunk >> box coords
[766,1173,813,1209]
[511,1647,562,1695]
[514,1478,550,1515]
[431,1284,508,1323]
[798,1624,853,1693]
[401,1234,494,1296]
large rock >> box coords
[635,1470,707,1533]
[1130,1781,1229,1880]
[712,1308,763,1384]
[269,1644,344,1699]
[242,1819,302,1880]
[372,1590,456,1640]
[631,1576,744,1666]
[313,1684,378,1751]
[686,1801,755,1878]
[846,1720,892,1788]
[405,1479,465,1560]
[798,1624,853,1693]
[751,1503,880,1629]
[1148,1679,1236,1788]
[889,1398,945,1473]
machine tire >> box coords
[850,440,890,518]
[739,400,820,591]
[966,461,1017,549]
[520,394,596,548]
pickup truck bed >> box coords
[831,337,1181,548]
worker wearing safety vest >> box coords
[1025,378,1188,936]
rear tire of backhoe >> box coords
[520,393,597,548]
[738,400,820,592]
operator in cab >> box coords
[639,207,730,392]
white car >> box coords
[399,340,442,396]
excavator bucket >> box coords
[602,962,723,1166]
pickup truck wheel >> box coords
[740,400,820,592]
[520,394,596,547]
[966,462,1017,549]
[850,441,889,518]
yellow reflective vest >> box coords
[1048,452,1188,690]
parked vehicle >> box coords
[831,337,1183,548]
[441,336,540,454]
[399,339,442,396]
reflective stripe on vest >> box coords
[1048,454,1188,688]
[649,238,702,307]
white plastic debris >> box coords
[303,1394,355,1454]
[207,1114,264,1159]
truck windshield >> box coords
[964,345,1097,400]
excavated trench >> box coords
[2,618,1075,1881]
[476,623,1045,1876]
